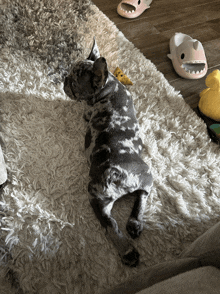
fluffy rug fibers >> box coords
[0,0,220,293]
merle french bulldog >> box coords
[64,39,153,267]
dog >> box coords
[64,39,153,267]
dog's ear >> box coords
[92,57,108,89]
[87,38,100,61]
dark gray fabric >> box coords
[105,221,220,294]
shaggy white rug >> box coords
[0,0,220,293]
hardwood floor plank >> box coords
[118,20,220,78]
[209,18,220,34]
[148,2,220,32]
[117,20,159,40]
[203,39,220,69]
[92,0,220,110]
[120,20,220,49]
[92,0,219,21]
[131,33,169,57]
[161,21,220,45]
[92,0,120,12]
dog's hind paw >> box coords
[126,218,143,239]
[121,247,139,267]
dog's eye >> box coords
[181,53,185,59]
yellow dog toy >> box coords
[113,67,133,85]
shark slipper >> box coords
[117,0,152,19]
[167,33,208,79]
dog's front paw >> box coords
[126,218,143,239]
[121,247,139,267]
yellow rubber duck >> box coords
[199,69,220,121]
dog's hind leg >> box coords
[126,190,149,239]
[89,195,139,267]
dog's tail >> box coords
[103,167,126,188]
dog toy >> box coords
[198,70,220,121]
[209,124,220,138]
[168,33,208,79]
[205,123,220,144]
[117,0,152,19]
[113,67,133,85]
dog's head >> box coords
[64,38,108,104]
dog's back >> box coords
[86,72,152,201]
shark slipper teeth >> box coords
[117,0,152,19]
[168,33,208,79]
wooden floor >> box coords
[92,0,220,112]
